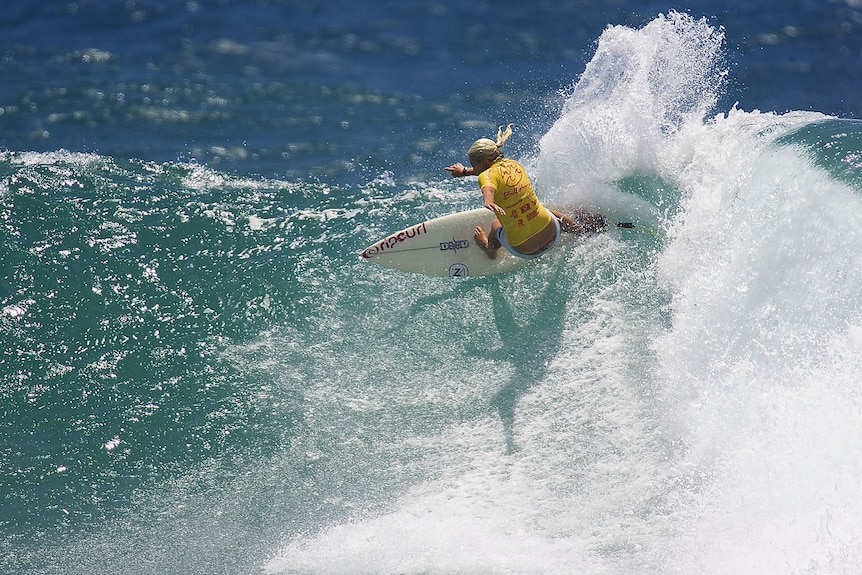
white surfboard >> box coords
[360,208,590,277]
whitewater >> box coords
[264,13,862,575]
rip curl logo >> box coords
[361,222,428,258]
[440,238,469,252]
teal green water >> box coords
[2,156,303,530]
[0,148,663,571]
[778,119,862,190]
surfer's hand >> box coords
[485,202,505,216]
[445,163,470,177]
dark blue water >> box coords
[4,2,862,574]
[4,1,862,183]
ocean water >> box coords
[4,2,862,574]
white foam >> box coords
[264,12,862,575]
[652,107,862,573]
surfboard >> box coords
[360,208,556,277]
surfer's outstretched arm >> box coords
[445,163,473,177]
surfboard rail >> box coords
[359,206,624,277]
[360,208,541,277]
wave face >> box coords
[263,13,862,575]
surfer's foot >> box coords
[558,209,608,235]
[474,226,499,259]
[558,215,583,235]
[580,211,607,233]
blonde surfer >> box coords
[445,124,604,259]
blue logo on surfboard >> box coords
[440,238,469,252]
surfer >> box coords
[445,124,604,259]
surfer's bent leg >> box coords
[551,209,607,235]
[474,220,502,259]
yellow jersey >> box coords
[477,159,552,247]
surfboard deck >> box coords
[359,208,580,277]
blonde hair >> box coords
[467,124,514,163]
